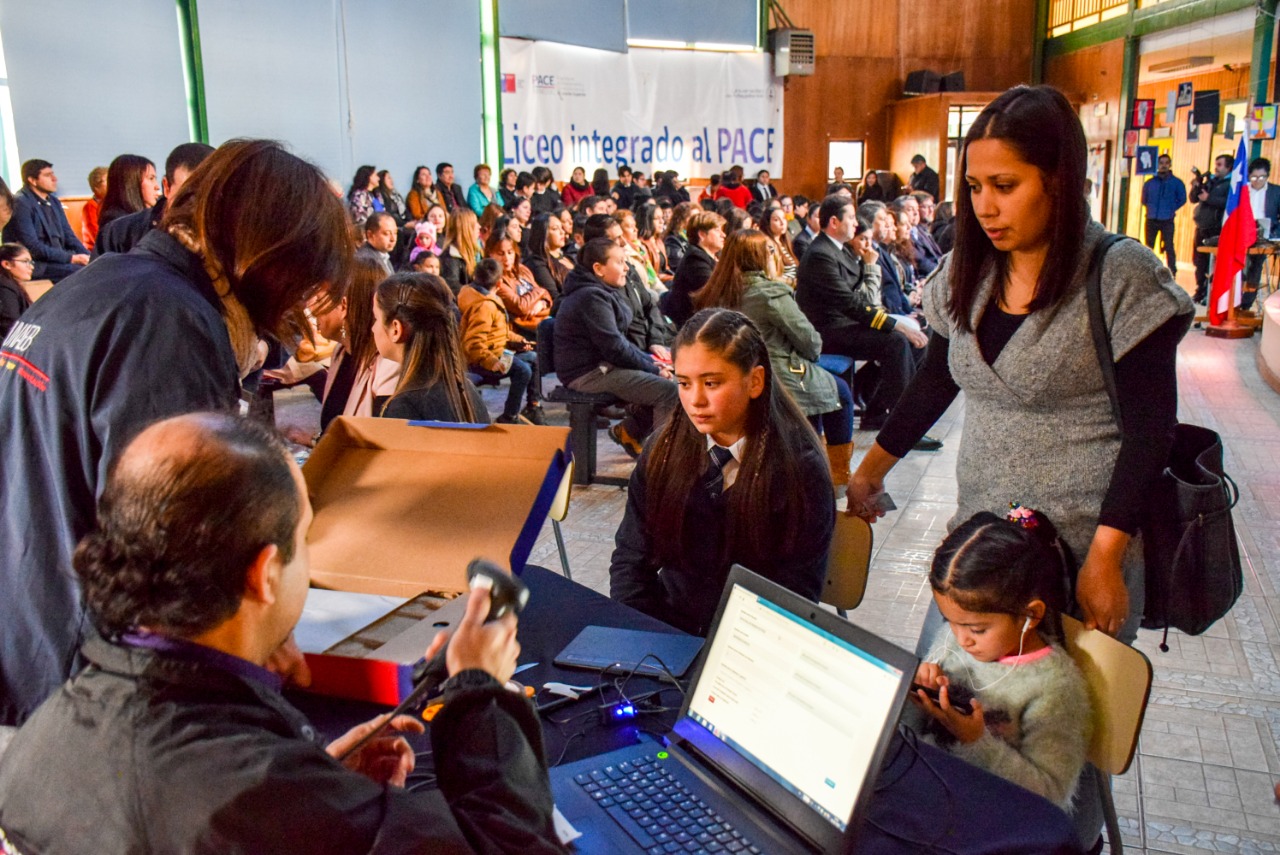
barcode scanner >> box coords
[337,558,529,761]
[410,558,530,688]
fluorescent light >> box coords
[627,38,688,50]
[1149,56,1215,74]
[691,42,758,53]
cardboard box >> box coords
[303,416,571,597]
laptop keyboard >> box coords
[573,753,765,854]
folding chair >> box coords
[549,459,576,580]
[821,513,873,618]
[1061,615,1154,855]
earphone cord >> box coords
[943,617,1030,694]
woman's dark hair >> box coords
[591,168,611,196]
[376,273,478,422]
[637,204,662,241]
[930,510,1073,641]
[74,413,299,638]
[643,309,823,569]
[100,154,155,221]
[500,168,517,188]
[162,139,353,342]
[525,212,569,288]
[485,224,520,265]
[949,85,1087,333]
[694,229,770,311]
[349,164,376,198]
[665,201,695,242]
[345,256,388,370]
[411,166,432,187]
[0,243,29,284]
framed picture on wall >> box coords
[1177,82,1194,108]
[1131,99,1155,130]
[1187,110,1199,142]
[1251,104,1277,140]
[1135,146,1158,175]
[1086,141,1110,227]
[1123,130,1140,158]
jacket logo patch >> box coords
[1,320,40,352]
[1,351,49,391]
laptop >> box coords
[554,625,705,678]
[549,564,916,854]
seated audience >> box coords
[792,202,822,260]
[0,243,34,338]
[554,238,678,457]
[587,215,674,367]
[578,194,612,217]
[356,212,397,275]
[376,170,407,226]
[652,171,683,205]
[407,220,442,267]
[0,140,352,726]
[98,154,161,230]
[374,273,489,423]
[80,165,107,250]
[795,196,933,441]
[459,258,544,425]
[529,166,562,214]
[562,208,581,263]
[638,204,671,283]
[891,209,924,301]
[485,233,551,334]
[894,194,941,277]
[912,190,945,262]
[2,158,90,282]
[523,212,574,305]
[761,205,798,286]
[319,257,400,432]
[438,208,482,295]
[436,162,468,215]
[663,201,695,273]
[616,208,662,294]
[410,251,442,277]
[560,166,592,208]
[750,169,778,203]
[714,167,751,210]
[859,200,911,318]
[614,165,640,209]
[347,164,382,225]
[405,165,443,223]
[94,143,214,257]
[512,172,535,208]
[908,508,1091,813]
[498,168,521,209]
[857,170,885,204]
[932,200,956,253]
[665,210,725,328]
[694,231,855,486]
[467,164,498,217]
[510,196,533,229]
[590,167,611,198]
[0,412,557,851]
[610,308,834,636]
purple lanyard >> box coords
[120,630,283,693]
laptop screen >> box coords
[685,583,905,833]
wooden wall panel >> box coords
[1044,40,1124,146]
[779,0,1036,199]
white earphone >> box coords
[1022,616,1032,635]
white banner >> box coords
[499,38,784,179]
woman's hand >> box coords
[846,443,901,521]
[327,714,424,787]
[915,684,986,744]
[1076,526,1132,637]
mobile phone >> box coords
[910,681,975,716]
[864,492,896,514]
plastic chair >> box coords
[1060,615,1154,855]
[821,513,873,617]
[549,459,576,581]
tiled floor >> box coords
[91,305,1280,850]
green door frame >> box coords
[175,0,209,144]
[480,0,503,171]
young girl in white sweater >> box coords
[910,506,1093,812]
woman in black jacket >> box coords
[0,243,33,338]
[663,210,724,328]
[523,212,573,307]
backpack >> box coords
[1084,233,1243,650]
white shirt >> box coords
[1250,184,1267,232]
[705,434,747,490]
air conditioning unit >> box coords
[769,28,815,77]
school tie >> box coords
[707,445,735,497]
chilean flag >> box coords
[1210,137,1257,325]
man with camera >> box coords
[1190,155,1232,305]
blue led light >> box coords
[613,704,636,719]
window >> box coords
[0,25,20,189]
[1048,0,1129,38]
[827,140,864,181]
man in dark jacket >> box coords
[93,142,214,257]
[908,155,940,202]
[1,159,89,282]
[554,237,677,457]
[1190,155,1232,304]
[796,196,935,444]
[0,413,560,853]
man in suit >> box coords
[2,159,90,283]
[750,169,778,204]
[355,212,396,275]
[791,203,822,260]
[795,195,936,446]
[908,155,939,203]
[1244,157,1280,309]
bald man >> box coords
[0,413,560,854]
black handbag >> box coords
[1084,233,1243,650]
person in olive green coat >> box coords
[694,229,856,485]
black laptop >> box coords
[549,564,917,854]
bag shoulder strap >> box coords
[1083,233,1131,432]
